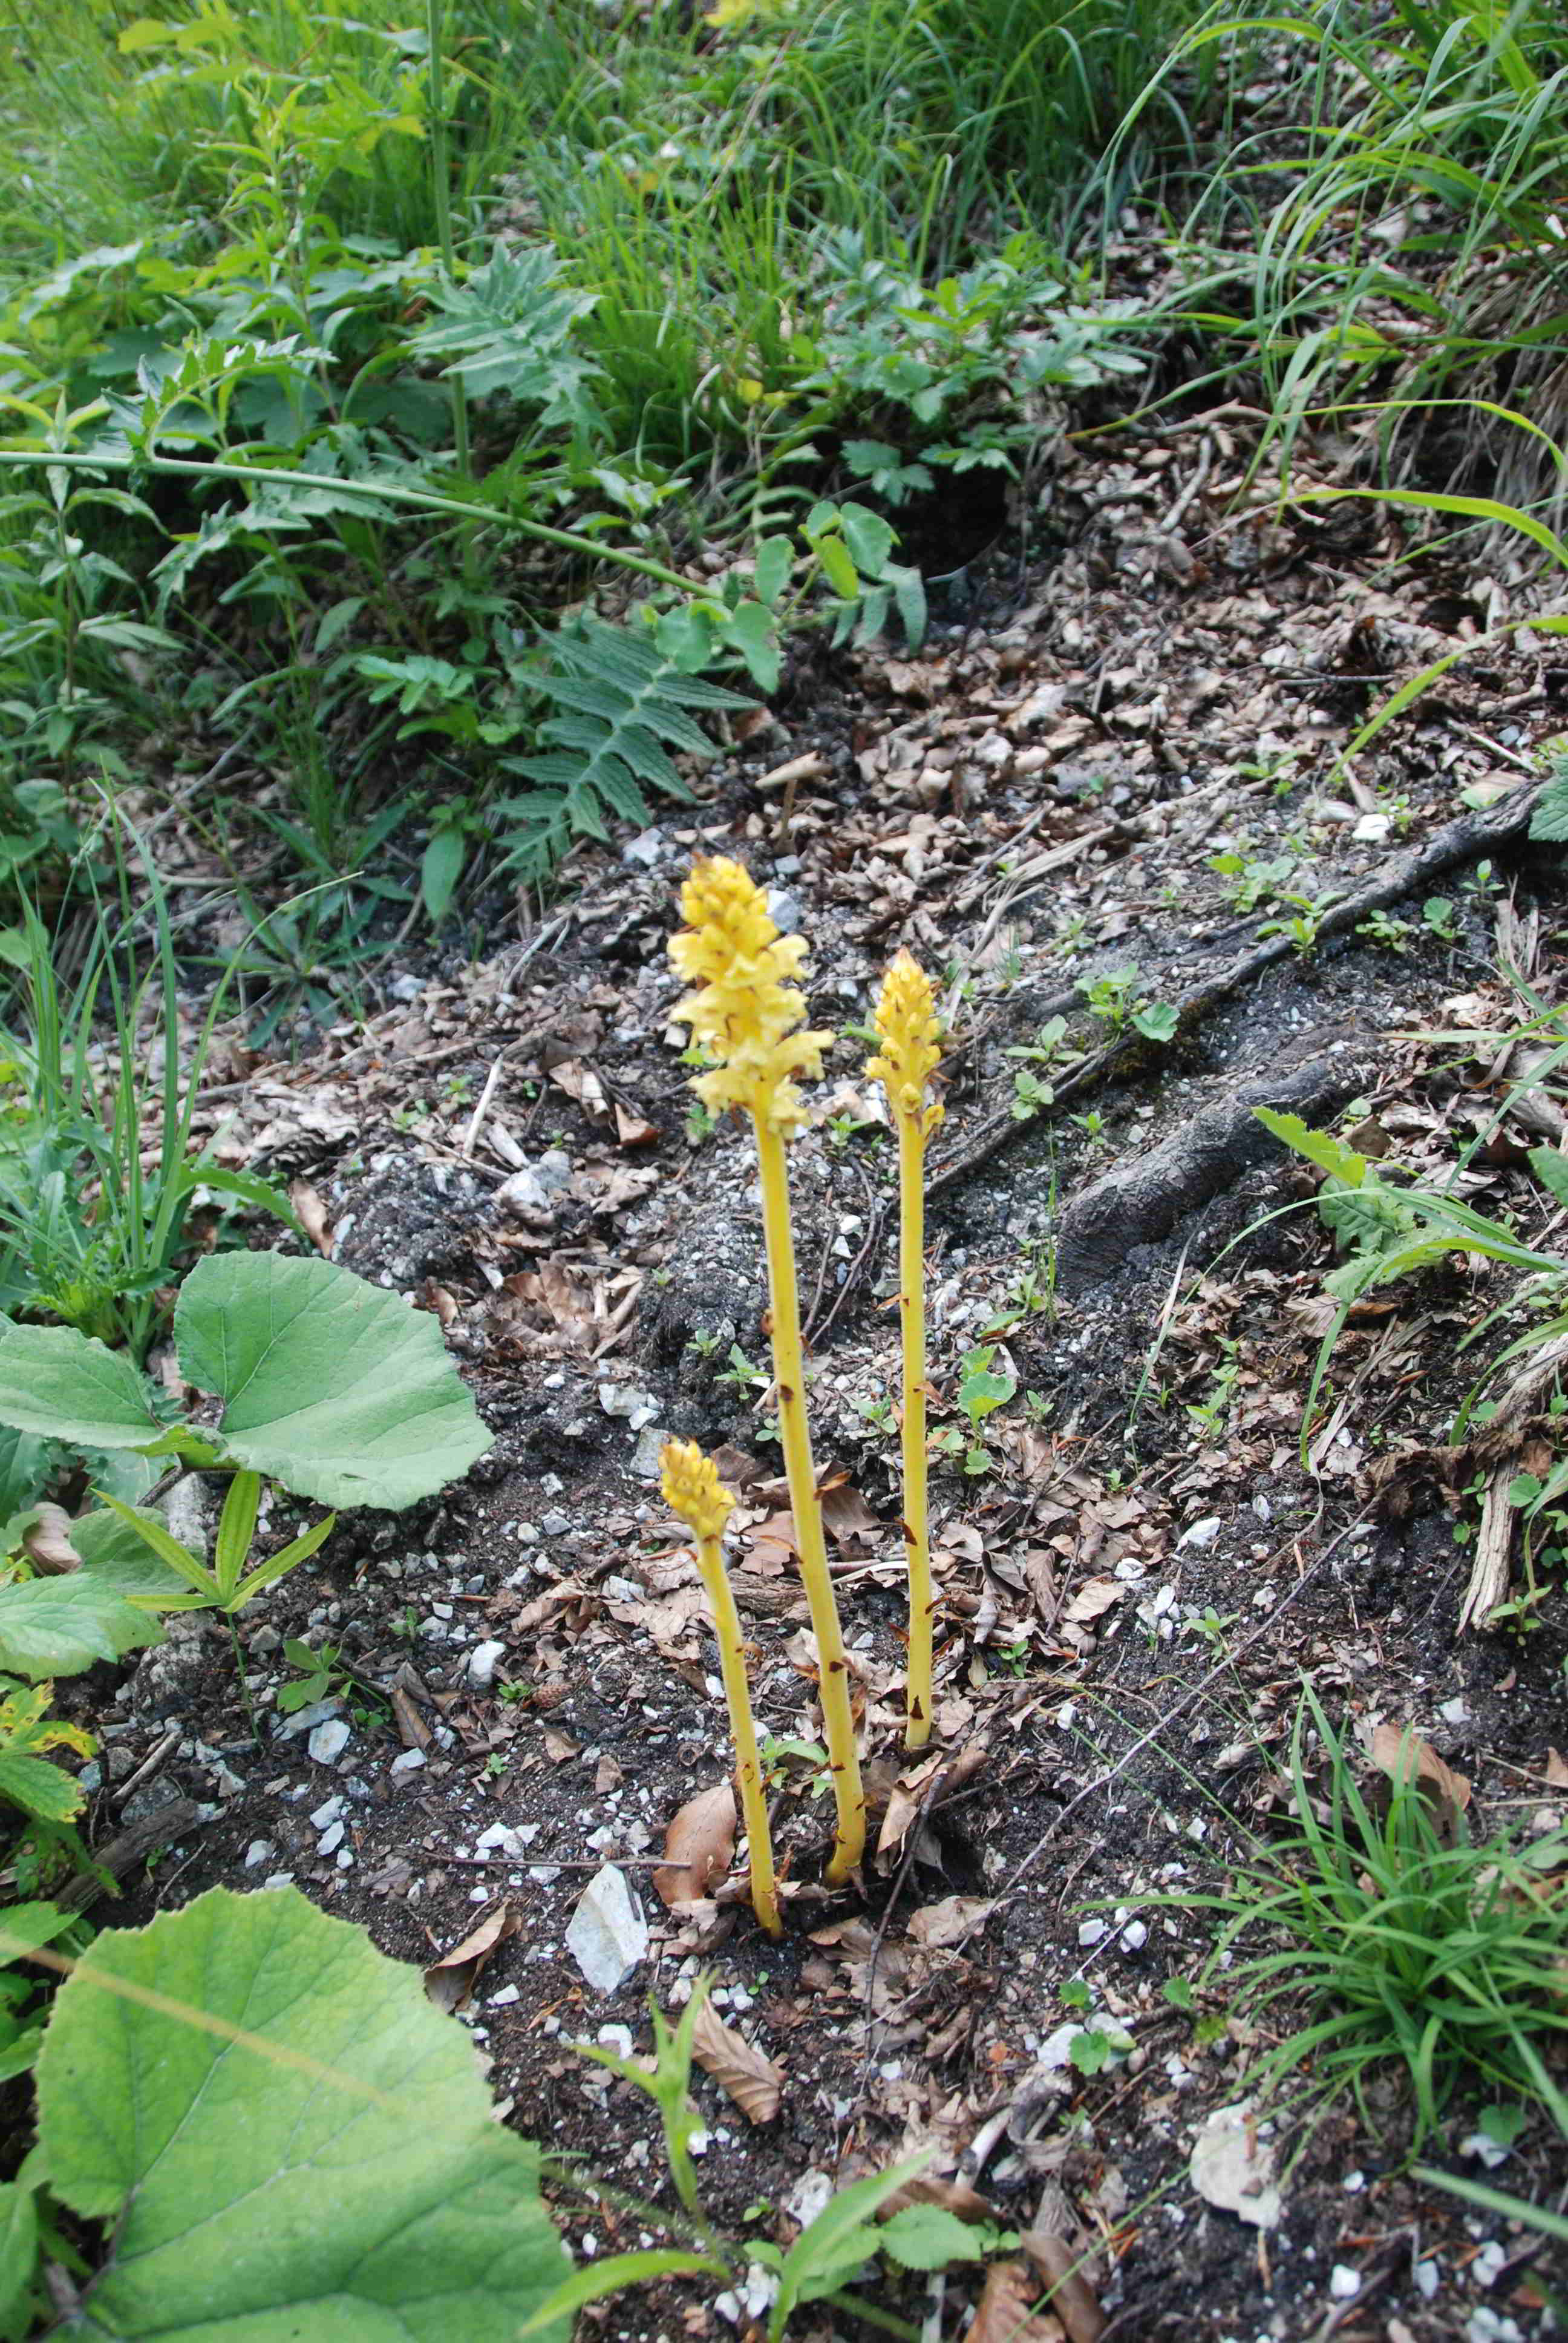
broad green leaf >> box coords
[838,502,895,578]
[0,1427,55,1519]
[0,2181,38,2321]
[773,2155,932,2329]
[0,1575,162,1682]
[36,1886,570,2342]
[0,1326,159,1450]
[752,537,792,607]
[875,2204,993,2272]
[1530,1145,1568,1210]
[173,1253,492,1511]
[0,1751,82,1823]
[420,825,465,926]
[1253,1107,1368,1187]
[0,1899,78,1959]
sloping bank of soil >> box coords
[68,437,1568,2341]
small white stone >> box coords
[389,1748,426,1775]
[475,1823,528,1861]
[565,1864,648,1994]
[310,1797,345,1830]
[307,1719,350,1765]
[489,1985,521,2007]
[1120,1919,1148,1951]
[1077,1918,1109,1947]
[467,1640,508,1690]
[243,1839,275,1869]
[1329,2267,1361,2300]
[1178,1516,1223,1550]
[317,1821,345,1856]
[1416,2260,1440,2299]
[262,1872,295,1890]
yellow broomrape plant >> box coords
[867,951,943,1749]
[659,1437,782,1937]
[670,856,866,1884]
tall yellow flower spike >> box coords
[661,1438,781,1937]
[867,951,944,1749]
[670,859,866,1885]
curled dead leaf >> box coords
[653,1781,736,1909]
[691,2000,783,2124]
[907,1895,995,1950]
[1063,1578,1124,1626]
[1018,2232,1105,2343]
[1367,1720,1471,1841]
[423,1901,518,2014]
[970,2260,1065,2343]
[23,1504,81,1575]
[290,1178,334,1257]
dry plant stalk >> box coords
[660,1437,782,1936]
[670,856,866,1884]
[867,950,943,1748]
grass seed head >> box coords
[669,856,832,1135]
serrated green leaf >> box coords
[0,1326,160,1450]
[1253,1106,1368,1187]
[875,2204,991,2272]
[1529,1144,1568,1208]
[0,1573,163,1682]
[0,2181,38,2320]
[173,1252,491,1511]
[0,1751,82,1822]
[36,1885,570,2342]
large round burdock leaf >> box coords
[36,1886,569,2343]
[0,1323,158,1449]
[172,1252,491,1510]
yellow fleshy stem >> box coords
[691,1527,783,1938]
[897,1112,933,1749]
[753,1118,867,1884]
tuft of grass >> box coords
[1168,1692,1568,2149]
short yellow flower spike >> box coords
[660,1438,781,1936]
[670,857,834,1137]
[868,951,944,1748]
[670,860,866,1885]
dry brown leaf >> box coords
[1545,1748,1568,1788]
[613,1103,659,1149]
[907,1895,995,1949]
[877,1753,947,1856]
[290,1178,334,1257]
[970,2261,1065,2343]
[690,2001,783,2124]
[881,2174,999,2224]
[541,1728,581,1763]
[743,1510,799,1573]
[819,1475,881,1547]
[423,1901,517,2013]
[390,1686,431,1751]
[1367,1722,1472,1820]
[710,1445,765,1490]
[23,1504,81,1575]
[653,1782,736,1909]
[1018,2234,1105,2343]
[1063,1578,1125,1626]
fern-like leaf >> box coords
[498,618,753,882]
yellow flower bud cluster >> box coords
[867,950,944,1139]
[669,857,832,1135]
[659,1437,735,1544]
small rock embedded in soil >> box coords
[307,1718,351,1765]
[389,1749,426,1775]
[466,1640,508,1689]
[565,1863,649,1995]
